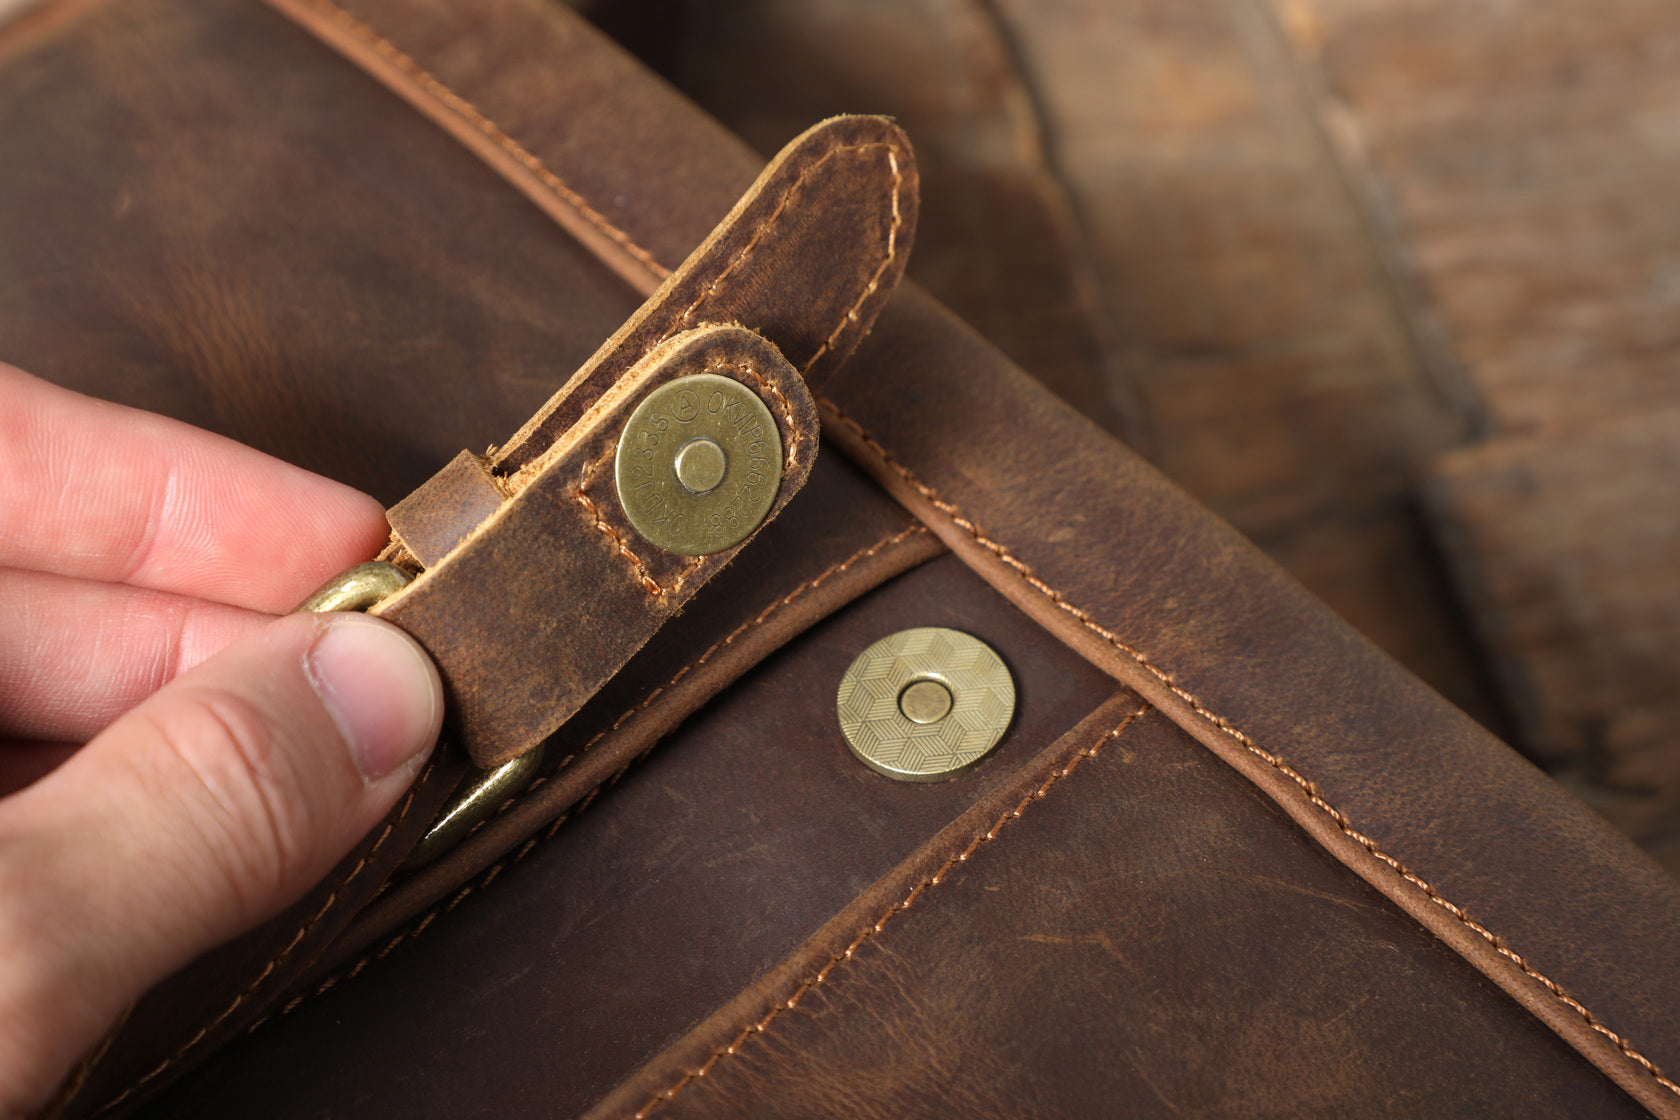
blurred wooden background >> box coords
[577,0,1680,874]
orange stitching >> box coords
[820,398,1680,1101]
[248,523,931,1030]
[93,756,438,1115]
[575,445,664,598]
[804,148,903,373]
[705,358,802,471]
[573,523,926,754]
[635,702,1151,1118]
[254,793,592,1034]
[296,0,670,283]
[664,143,906,375]
[302,0,903,480]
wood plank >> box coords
[1280,0,1680,436]
[1425,410,1680,865]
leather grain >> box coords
[823,285,1680,1115]
[386,449,506,570]
[294,0,1680,1108]
[302,452,945,984]
[645,706,1650,1120]
[0,0,644,505]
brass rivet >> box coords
[899,679,953,725]
[837,628,1015,782]
[673,437,727,494]
[615,373,783,557]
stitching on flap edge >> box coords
[635,700,1152,1118]
[90,755,439,1116]
[820,398,1680,1105]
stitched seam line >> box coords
[92,756,437,1116]
[663,144,905,376]
[804,147,903,373]
[246,523,930,1031]
[305,0,903,477]
[575,444,664,598]
[571,359,801,600]
[297,0,670,281]
[820,398,1680,1101]
[251,788,598,1036]
[708,357,802,472]
[636,701,1151,1118]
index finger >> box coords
[0,364,390,611]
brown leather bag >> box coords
[4,0,1679,1116]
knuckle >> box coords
[142,691,316,911]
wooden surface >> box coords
[585,0,1680,872]
[1427,412,1680,868]
[1282,0,1680,437]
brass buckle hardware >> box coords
[294,561,545,872]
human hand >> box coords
[0,364,442,1115]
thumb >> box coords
[0,611,441,1116]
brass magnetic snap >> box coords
[615,373,783,556]
[673,437,727,494]
[836,627,1016,782]
[898,679,953,724]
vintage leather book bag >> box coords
[2,0,1678,1115]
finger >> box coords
[0,568,266,742]
[0,363,389,611]
[0,612,441,1116]
[0,743,78,799]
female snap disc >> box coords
[836,627,1016,782]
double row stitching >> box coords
[294,0,670,283]
[570,523,924,748]
[95,1,906,1108]
[664,142,906,376]
[296,0,905,552]
[820,399,1680,1101]
[93,757,438,1115]
[636,702,1152,1118]
[252,789,598,1034]
[246,523,929,1031]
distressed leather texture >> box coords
[1,0,1678,1116]
[370,98,916,766]
[377,324,822,767]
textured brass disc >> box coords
[615,373,783,556]
[836,627,1016,782]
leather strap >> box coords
[374,114,915,766]
[379,325,820,767]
